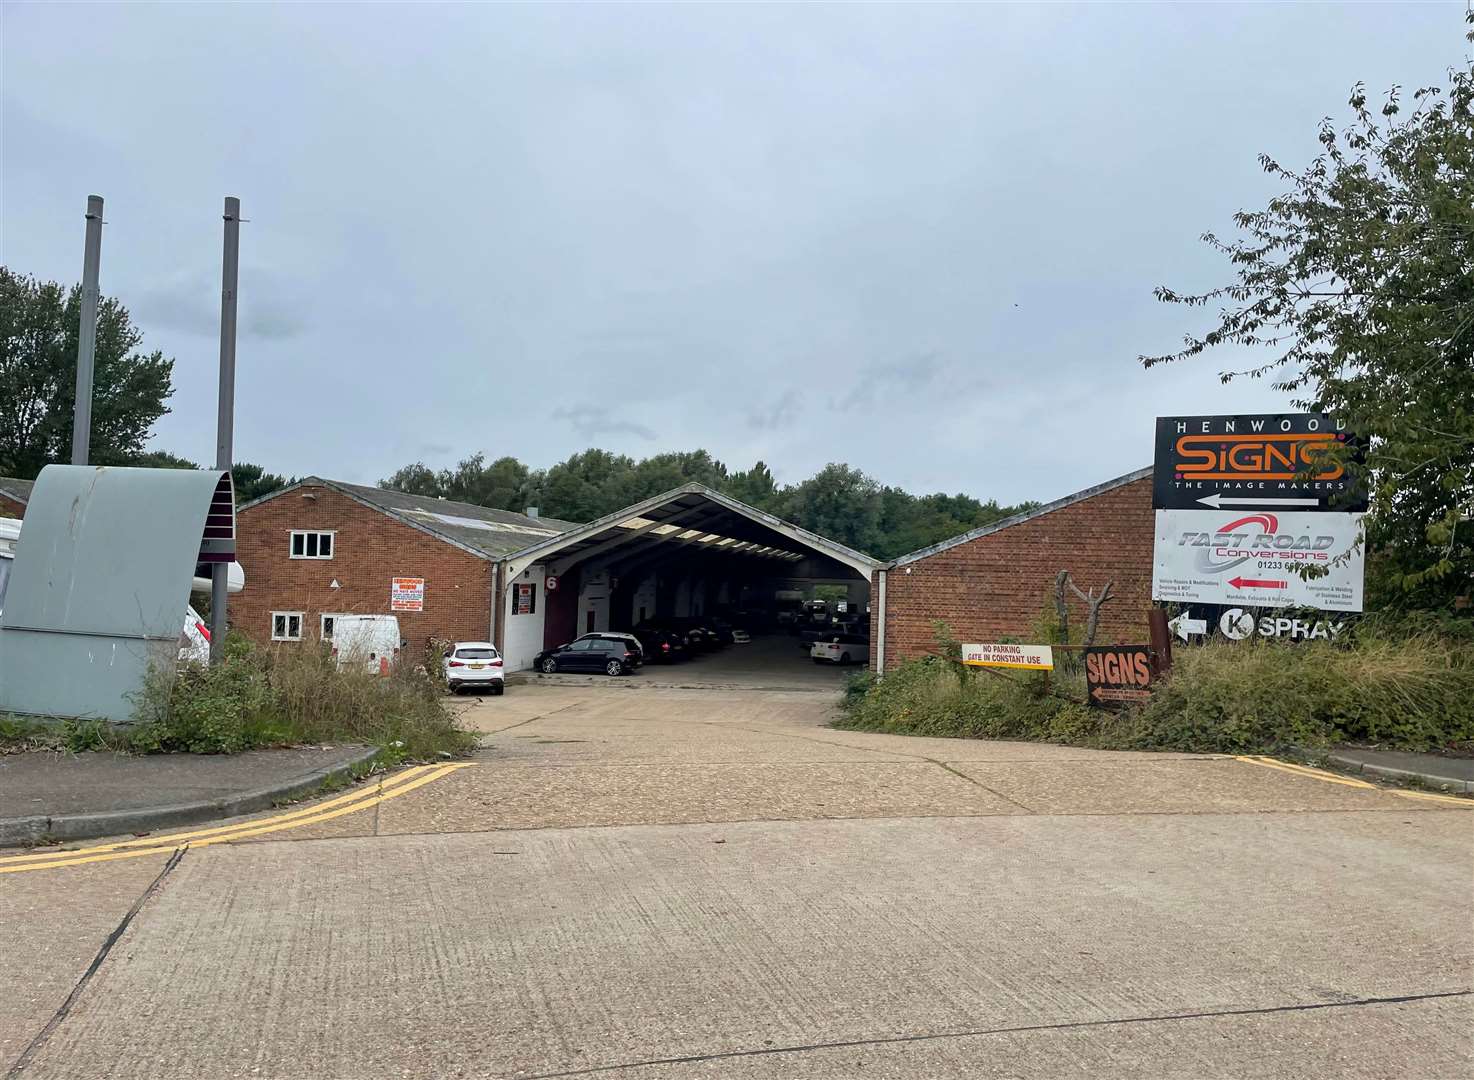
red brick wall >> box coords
[0,494,26,519]
[876,476,1155,670]
[229,484,494,652]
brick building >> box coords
[871,468,1154,671]
[230,478,577,654]
[0,477,32,519]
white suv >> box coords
[444,642,505,695]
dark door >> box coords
[586,610,596,633]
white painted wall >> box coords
[502,563,547,673]
[631,574,658,626]
[578,567,612,633]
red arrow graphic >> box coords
[1228,576,1286,590]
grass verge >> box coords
[836,618,1474,756]
[1,634,476,764]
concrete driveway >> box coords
[5,684,1471,1078]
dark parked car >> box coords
[632,628,686,662]
[534,638,639,676]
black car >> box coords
[632,628,686,663]
[534,638,638,676]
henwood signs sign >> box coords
[1152,413,1366,614]
[1153,414,1366,512]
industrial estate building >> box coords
[226,468,1157,675]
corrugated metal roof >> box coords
[0,476,34,506]
[241,477,581,559]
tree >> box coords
[1142,40,1474,609]
[0,268,175,479]
[232,462,292,505]
[725,461,779,510]
[779,463,883,553]
[380,461,443,497]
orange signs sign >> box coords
[1084,645,1154,707]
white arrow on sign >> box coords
[1195,493,1321,509]
[1168,614,1207,641]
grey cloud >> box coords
[132,265,308,342]
[1,3,1453,505]
[747,390,801,431]
[552,404,656,441]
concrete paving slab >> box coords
[19,811,1471,1079]
[529,996,1474,1078]
[375,759,1027,833]
[950,758,1434,816]
[0,855,173,1072]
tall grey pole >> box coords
[210,196,241,663]
[71,195,105,465]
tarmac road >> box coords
[4,683,1470,1079]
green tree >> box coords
[0,268,175,479]
[380,461,443,497]
[779,463,883,553]
[725,460,779,510]
[232,462,292,505]
[1142,44,1474,609]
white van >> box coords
[331,614,405,674]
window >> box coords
[271,612,304,641]
[320,613,341,640]
[454,647,498,660]
[513,582,536,615]
[289,531,335,559]
[568,639,594,651]
[586,611,595,632]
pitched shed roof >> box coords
[241,477,581,559]
[0,476,34,507]
[888,466,1153,567]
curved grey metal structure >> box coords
[0,465,235,721]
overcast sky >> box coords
[2,3,1464,505]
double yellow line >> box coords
[0,762,476,875]
[1235,755,1473,807]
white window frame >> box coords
[289,530,336,560]
[320,612,343,641]
[271,611,305,641]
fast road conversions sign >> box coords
[1084,646,1154,708]
[1153,414,1366,512]
[390,577,425,612]
[1152,510,1364,612]
[961,643,1054,671]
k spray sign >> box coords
[1152,509,1364,612]
[1153,414,1366,512]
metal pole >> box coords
[210,196,241,663]
[71,195,105,465]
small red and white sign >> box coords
[544,575,559,592]
[961,643,1054,671]
[391,577,425,612]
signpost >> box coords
[1084,645,1155,707]
[1152,413,1366,617]
[960,643,1054,671]
[391,577,425,612]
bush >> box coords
[123,632,477,761]
[837,620,1474,756]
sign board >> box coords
[1153,414,1365,512]
[544,575,559,592]
[1167,614,1207,641]
[961,643,1054,670]
[1084,646,1155,707]
[390,577,425,612]
[513,583,536,615]
[1153,509,1364,612]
